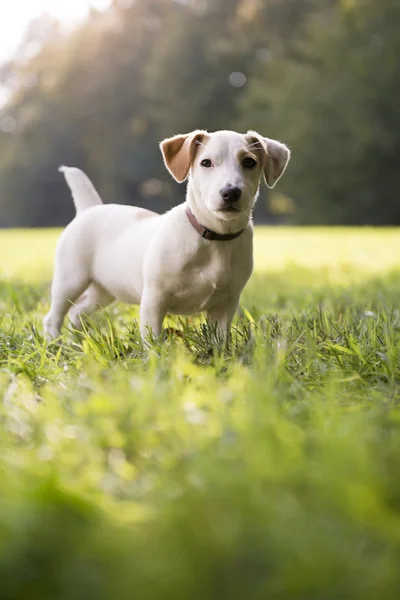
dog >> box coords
[43,130,290,340]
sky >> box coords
[1,0,111,63]
[0,0,111,107]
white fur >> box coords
[43,130,290,340]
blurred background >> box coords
[0,0,399,228]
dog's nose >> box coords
[220,186,242,204]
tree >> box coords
[1,0,400,226]
[241,0,400,224]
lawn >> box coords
[1,227,400,599]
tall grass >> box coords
[1,227,400,599]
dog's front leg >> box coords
[139,290,166,341]
[207,298,239,340]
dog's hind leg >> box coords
[67,282,114,330]
[43,269,91,340]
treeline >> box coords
[0,0,399,227]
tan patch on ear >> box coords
[160,130,208,183]
[246,130,290,188]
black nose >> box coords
[220,186,242,204]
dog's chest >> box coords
[166,247,233,314]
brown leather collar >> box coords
[186,206,245,241]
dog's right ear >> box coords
[160,130,208,183]
[246,131,290,188]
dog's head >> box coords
[160,129,290,227]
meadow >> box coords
[2,227,400,599]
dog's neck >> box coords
[185,184,252,235]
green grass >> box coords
[2,227,400,599]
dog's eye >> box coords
[200,159,212,168]
[242,157,257,169]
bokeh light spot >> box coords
[229,72,246,88]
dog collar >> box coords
[186,206,245,241]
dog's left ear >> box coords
[160,130,208,183]
[246,131,291,188]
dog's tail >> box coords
[59,166,103,214]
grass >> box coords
[1,227,400,598]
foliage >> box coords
[242,0,400,224]
[1,0,400,226]
[2,227,400,597]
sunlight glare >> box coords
[0,0,112,62]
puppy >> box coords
[43,130,290,340]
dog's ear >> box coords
[246,131,290,188]
[160,130,208,182]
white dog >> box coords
[43,130,290,340]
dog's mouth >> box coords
[218,205,241,213]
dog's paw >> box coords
[42,314,60,342]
